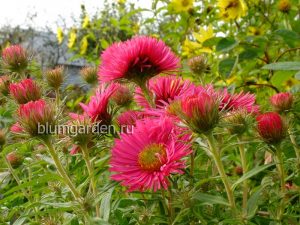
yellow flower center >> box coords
[181,0,190,7]
[225,0,239,10]
[138,143,166,171]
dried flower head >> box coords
[188,55,209,75]
[224,110,251,135]
[278,0,291,13]
[0,76,10,96]
[80,66,98,85]
[45,66,64,89]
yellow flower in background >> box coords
[68,29,77,49]
[132,23,140,34]
[182,25,215,57]
[278,0,291,13]
[218,0,247,20]
[118,0,126,4]
[248,26,264,36]
[80,36,88,55]
[171,0,194,13]
[56,27,64,44]
[82,15,90,29]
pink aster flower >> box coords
[220,90,259,114]
[1,45,29,72]
[79,83,118,124]
[17,99,55,137]
[98,36,180,85]
[9,79,41,104]
[270,92,293,112]
[110,117,192,192]
[256,112,287,144]
[135,76,195,108]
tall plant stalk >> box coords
[205,133,236,213]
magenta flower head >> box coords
[1,45,29,73]
[256,112,287,145]
[79,83,117,125]
[220,90,259,114]
[111,84,133,107]
[17,99,55,138]
[110,117,192,191]
[179,92,220,134]
[9,79,41,104]
[270,92,293,113]
[98,36,180,86]
[135,76,194,108]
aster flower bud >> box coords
[178,92,220,134]
[270,92,293,113]
[6,151,23,168]
[1,45,29,73]
[0,129,6,147]
[45,66,64,89]
[235,166,243,176]
[17,100,55,138]
[111,84,133,107]
[0,76,10,96]
[68,114,93,147]
[80,66,98,85]
[188,55,209,75]
[9,79,41,104]
[224,110,251,135]
[256,112,287,145]
[278,0,291,13]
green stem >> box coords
[288,129,300,170]
[274,145,286,222]
[55,88,60,108]
[190,151,195,184]
[168,188,174,223]
[140,83,155,108]
[43,138,81,200]
[206,133,236,212]
[81,144,100,217]
[3,154,30,200]
[237,137,248,218]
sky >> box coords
[0,0,151,30]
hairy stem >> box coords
[288,129,300,170]
[206,133,236,212]
[44,138,81,200]
[237,137,248,218]
[81,144,100,217]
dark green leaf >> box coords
[216,38,238,52]
[262,62,300,70]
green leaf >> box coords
[262,62,300,70]
[271,71,294,86]
[275,29,300,48]
[295,71,300,80]
[100,186,114,221]
[247,186,264,219]
[202,37,222,48]
[232,163,274,190]
[218,57,238,78]
[193,193,230,206]
[12,217,26,225]
[216,37,238,52]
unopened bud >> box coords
[6,151,23,168]
[45,66,64,89]
[80,66,98,85]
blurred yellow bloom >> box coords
[132,23,140,34]
[278,0,291,13]
[182,25,215,57]
[248,26,264,36]
[82,15,90,29]
[171,0,194,13]
[118,0,126,4]
[68,30,77,49]
[80,36,88,55]
[218,0,247,20]
[56,27,64,44]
